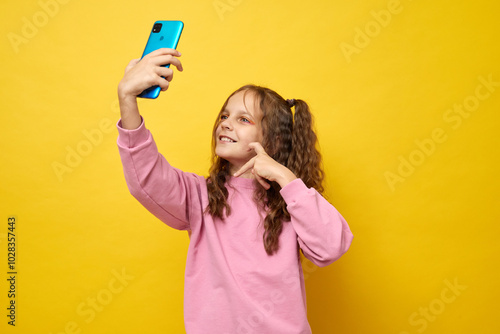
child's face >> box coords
[215,90,263,174]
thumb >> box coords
[125,59,140,72]
[248,142,267,155]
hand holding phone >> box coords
[138,21,184,99]
[118,48,182,101]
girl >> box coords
[117,48,353,334]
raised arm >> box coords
[117,49,207,231]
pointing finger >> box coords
[149,48,182,57]
[233,157,256,177]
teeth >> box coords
[220,137,235,142]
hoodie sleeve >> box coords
[116,118,207,230]
[280,178,353,267]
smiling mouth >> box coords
[219,136,236,143]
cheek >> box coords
[255,123,264,141]
[244,131,261,144]
[255,129,264,143]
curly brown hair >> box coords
[206,84,324,255]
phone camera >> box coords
[153,23,162,33]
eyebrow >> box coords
[222,109,255,118]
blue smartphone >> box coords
[138,20,184,99]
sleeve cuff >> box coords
[279,178,310,204]
[116,117,150,148]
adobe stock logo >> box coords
[339,0,409,63]
[398,278,467,334]
[7,0,72,54]
[384,73,499,192]
[51,118,115,182]
[51,99,120,182]
[48,268,135,334]
[226,260,320,334]
[213,0,244,21]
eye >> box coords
[220,114,228,120]
[240,117,251,123]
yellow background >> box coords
[1,0,499,333]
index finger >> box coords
[233,157,256,177]
[148,48,182,57]
[152,54,183,72]
[248,142,266,155]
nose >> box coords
[220,117,233,130]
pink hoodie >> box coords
[117,118,353,334]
